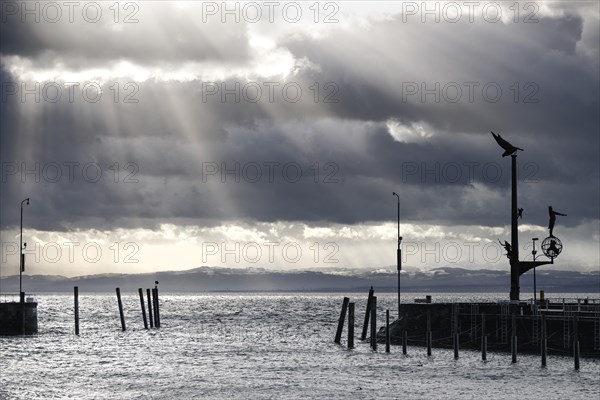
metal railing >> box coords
[0,292,38,303]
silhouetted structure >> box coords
[548,206,566,237]
[491,131,523,157]
[491,133,554,301]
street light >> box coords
[20,198,29,296]
[393,192,402,319]
[532,237,539,304]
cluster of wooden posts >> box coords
[334,287,583,370]
[73,286,161,334]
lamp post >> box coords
[20,198,29,296]
[392,192,402,319]
[532,237,539,304]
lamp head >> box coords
[26,198,29,205]
[532,237,539,241]
[392,192,397,196]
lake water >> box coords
[1,293,599,399]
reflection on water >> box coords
[1,293,599,399]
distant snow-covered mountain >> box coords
[1,266,598,293]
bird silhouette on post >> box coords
[517,208,523,219]
[491,131,524,157]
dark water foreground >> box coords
[1,293,599,399]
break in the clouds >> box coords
[1,1,598,276]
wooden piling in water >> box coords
[574,341,580,370]
[511,314,517,363]
[348,302,355,349]
[454,333,459,359]
[74,286,79,336]
[138,288,148,329]
[402,330,407,355]
[151,288,157,328]
[541,313,547,367]
[334,297,349,344]
[427,310,432,356]
[154,287,161,328]
[385,309,390,353]
[573,316,580,370]
[481,314,486,361]
[116,288,126,331]
[361,287,374,341]
[371,296,377,350]
[146,288,154,328]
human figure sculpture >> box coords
[498,239,512,259]
[548,206,566,237]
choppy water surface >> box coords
[1,293,599,399]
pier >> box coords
[0,293,38,335]
[375,298,600,357]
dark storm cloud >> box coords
[0,4,598,233]
[0,3,250,65]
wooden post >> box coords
[361,286,374,341]
[154,287,161,328]
[74,286,80,335]
[402,330,407,355]
[427,310,432,356]
[334,297,349,344]
[541,314,547,367]
[385,309,390,353]
[453,312,459,359]
[139,288,148,329]
[573,316,580,370]
[454,333,459,359]
[511,314,517,363]
[481,314,486,361]
[574,341,580,370]
[146,288,154,328]
[116,288,126,331]
[371,296,377,350]
[348,302,355,349]
[152,288,158,328]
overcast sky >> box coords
[1,1,598,277]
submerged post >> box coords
[139,288,148,329]
[454,333,459,359]
[74,286,80,335]
[385,309,390,353]
[348,302,355,349]
[511,314,517,363]
[402,330,407,355]
[152,288,158,328]
[427,310,432,356]
[116,288,126,331]
[154,286,161,328]
[146,288,154,328]
[481,314,487,361]
[371,296,377,350]
[361,287,374,341]
[541,313,547,367]
[573,316,580,370]
[334,297,349,344]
